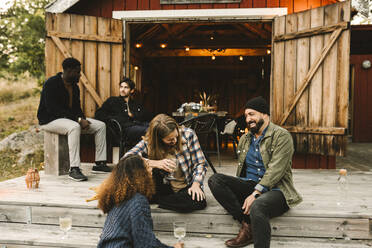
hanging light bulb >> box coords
[135,43,142,48]
[160,43,167,48]
[239,55,243,61]
[267,49,271,54]
[211,55,216,60]
[185,47,190,51]
[134,66,139,70]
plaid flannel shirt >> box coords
[124,127,208,186]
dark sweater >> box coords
[37,72,85,125]
[97,193,172,248]
[95,96,151,129]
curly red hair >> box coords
[97,155,155,214]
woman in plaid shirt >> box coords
[124,114,207,212]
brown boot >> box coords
[225,221,253,247]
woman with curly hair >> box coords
[97,155,183,248]
[124,114,208,213]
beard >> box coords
[247,118,264,135]
[65,75,80,84]
[71,75,80,84]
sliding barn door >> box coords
[271,1,350,156]
[45,13,123,117]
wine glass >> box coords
[166,158,177,181]
[173,221,186,242]
[59,215,72,239]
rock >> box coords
[0,126,44,163]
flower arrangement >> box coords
[199,91,218,107]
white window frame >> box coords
[113,8,287,22]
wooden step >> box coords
[1,222,371,248]
[0,165,371,241]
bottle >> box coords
[337,169,348,207]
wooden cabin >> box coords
[45,0,354,168]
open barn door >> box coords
[45,13,124,117]
[271,1,350,156]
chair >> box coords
[106,118,137,159]
[220,119,239,158]
[180,113,220,174]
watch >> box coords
[254,193,261,199]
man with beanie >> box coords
[208,96,302,248]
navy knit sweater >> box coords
[97,193,172,248]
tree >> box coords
[0,0,51,84]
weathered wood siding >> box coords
[66,0,338,18]
[45,13,123,117]
[271,1,350,156]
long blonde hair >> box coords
[144,114,182,160]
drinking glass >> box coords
[166,158,177,181]
[59,215,72,239]
[173,221,186,242]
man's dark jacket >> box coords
[94,96,151,129]
[37,72,85,125]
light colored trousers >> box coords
[41,118,107,168]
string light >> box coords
[267,49,271,54]
[135,43,142,48]
[239,56,244,61]
[160,43,167,48]
[211,55,216,60]
[185,47,190,51]
[134,66,139,70]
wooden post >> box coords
[44,131,70,176]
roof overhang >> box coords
[45,0,79,13]
[113,8,287,22]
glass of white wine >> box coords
[166,158,177,181]
[173,221,186,242]
[59,215,72,239]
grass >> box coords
[0,77,40,140]
[0,77,40,104]
[0,76,44,182]
[0,148,44,182]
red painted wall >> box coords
[67,0,338,18]
[351,54,372,142]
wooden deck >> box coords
[0,160,372,247]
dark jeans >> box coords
[208,173,289,248]
[151,169,207,213]
[124,122,148,143]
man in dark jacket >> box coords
[37,57,111,182]
[95,77,151,144]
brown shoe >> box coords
[225,221,253,247]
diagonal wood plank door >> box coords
[45,13,123,117]
[271,1,350,156]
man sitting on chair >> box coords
[37,57,111,182]
[95,77,151,145]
